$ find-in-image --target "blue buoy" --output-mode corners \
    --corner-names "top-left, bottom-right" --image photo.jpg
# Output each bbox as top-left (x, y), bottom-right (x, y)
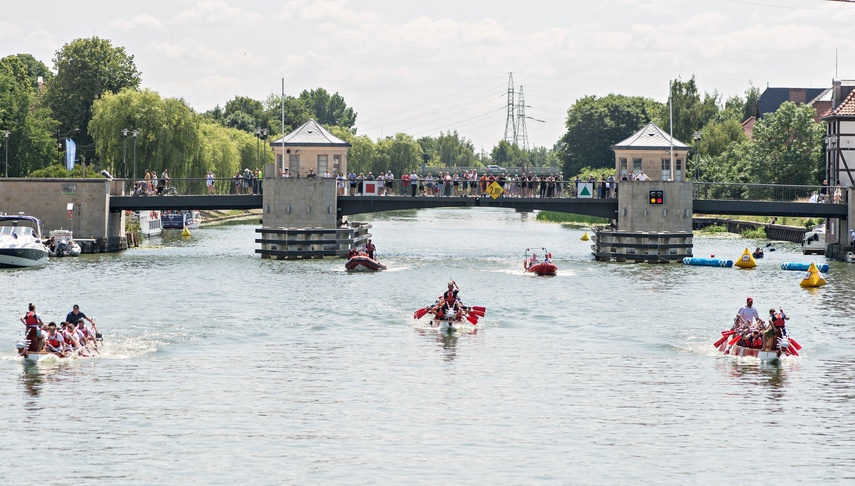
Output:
top-left (781, 262), bottom-right (829, 272)
top-left (683, 257), bottom-right (734, 267)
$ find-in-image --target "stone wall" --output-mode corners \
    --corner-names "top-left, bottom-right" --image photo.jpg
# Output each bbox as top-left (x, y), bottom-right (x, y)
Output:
top-left (0, 179), bottom-right (125, 243)
top-left (262, 176), bottom-right (337, 229)
top-left (617, 181), bottom-right (693, 233)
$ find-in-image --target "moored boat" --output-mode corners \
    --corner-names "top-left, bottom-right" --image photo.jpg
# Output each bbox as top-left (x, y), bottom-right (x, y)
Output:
top-left (0, 214), bottom-right (50, 268)
top-left (161, 210), bottom-right (202, 230)
top-left (524, 247), bottom-right (557, 276)
top-left (137, 210), bottom-right (163, 237)
top-left (48, 229), bottom-right (82, 257)
top-left (345, 249), bottom-right (386, 272)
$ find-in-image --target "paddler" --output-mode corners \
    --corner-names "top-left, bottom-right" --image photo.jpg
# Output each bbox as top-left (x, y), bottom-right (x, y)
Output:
top-left (734, 297), bottom-right (761, 328)
top-left (44, 323), bottom-right (66, 358)
top-left (20, 303), bottom-right (45, 352)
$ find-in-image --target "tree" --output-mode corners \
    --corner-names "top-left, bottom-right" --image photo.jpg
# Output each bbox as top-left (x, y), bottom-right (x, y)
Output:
top-left (491, 140), bottom-right (525, 168)
top-left (0, 54), bottom-right (52, 91)
top-left (749, 101), bottom-right (824, 185)
top-left (262, 93), bottom-right (312, 136)
top-left (328, 126), bottom-right (375, 175)
top-left (44, 37), bottom-right (142, 165)
top-left (89, 89), bottom-right (199, 179)
top-left (558, 94), bottom-right (661, 177)
top-left (0, 71), bottom-right (58, 176)
top-left (299, 88), bottom-right (357, 129)
top-left (655, 76), bottom-right (719, 146)
top-left (376, 133), bottom-right (422, 176)
top-left (436, 131), bottom-right (477, 168)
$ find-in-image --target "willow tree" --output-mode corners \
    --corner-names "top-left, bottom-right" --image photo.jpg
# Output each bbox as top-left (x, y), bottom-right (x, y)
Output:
top-left (90, 89), bottom-right (199, 179)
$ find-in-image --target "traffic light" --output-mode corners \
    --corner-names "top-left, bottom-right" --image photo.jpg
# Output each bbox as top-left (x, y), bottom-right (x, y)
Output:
top-left (649, 190), bottom-right (664, 205)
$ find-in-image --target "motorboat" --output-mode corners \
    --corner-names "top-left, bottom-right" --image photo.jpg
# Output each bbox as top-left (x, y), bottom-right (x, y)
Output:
top-left (136, 210), bottom-right (163, 237)
top-left (48, 229), bottom-right (82, 257)
top-left (161, 210), bottom-right (202, 230)
top-left (802, 226), bottom-right (825, 255)
top-left (0, 214), bottom-right (50, 268)
top-left (524, 247), bottom-right (557, 276)
top-left (345, 249), bottom-right (386, 272)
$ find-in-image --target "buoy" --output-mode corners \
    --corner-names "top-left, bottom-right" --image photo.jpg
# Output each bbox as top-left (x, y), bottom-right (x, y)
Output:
top-left (580, 232), bottom-right (589, 241)
top-left (734, 248), bottom-right (757, 268)
top-left (781, 262), bottom-right (829, 272)
top-left (182, 227), bottom-right (191, 237)
top-left (800, 262), bottom-right (827, 288)
top-left (683, 257), bottom-right (733, 267)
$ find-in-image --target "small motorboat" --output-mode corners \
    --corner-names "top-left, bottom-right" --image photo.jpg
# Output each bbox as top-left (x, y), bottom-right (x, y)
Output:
top-left (524, 247), bottom-right (557, 276)
top-left (161, 210), bottom-right (202, 230)
top-left (49, 229), bottom-right (82, 257)
top-left (0, 214), bottom-right (50, 268)
top-left (136, 210), bottom-right (163, 237)
top-left (345, 249), bottom-right (386, 272)
top-left (752, 248), bottom-right (764, 259)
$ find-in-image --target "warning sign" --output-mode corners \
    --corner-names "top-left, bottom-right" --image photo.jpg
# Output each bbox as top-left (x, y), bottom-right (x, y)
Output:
top-left (577, 183), bottom-right (593, 198)
top-left (487, 181), bottom-right (504, 199)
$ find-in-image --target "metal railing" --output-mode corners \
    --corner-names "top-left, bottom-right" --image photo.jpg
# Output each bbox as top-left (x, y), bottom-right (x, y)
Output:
top-left (692, 182), bottom-right (848, 204)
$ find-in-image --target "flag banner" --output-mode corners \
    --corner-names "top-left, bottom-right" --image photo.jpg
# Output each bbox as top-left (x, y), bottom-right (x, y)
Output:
top-left (66, 138), bottom-right (76, 171)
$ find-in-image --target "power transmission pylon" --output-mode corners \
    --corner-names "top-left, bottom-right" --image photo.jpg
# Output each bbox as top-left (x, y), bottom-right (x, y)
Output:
top-left (504, 73), bottom-right (516, 145)
top-left (516, 85), bottom-right (529, 151)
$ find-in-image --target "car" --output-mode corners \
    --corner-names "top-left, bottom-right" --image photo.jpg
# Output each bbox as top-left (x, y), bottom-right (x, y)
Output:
top-left (485, 165), bottom-right (506, 173)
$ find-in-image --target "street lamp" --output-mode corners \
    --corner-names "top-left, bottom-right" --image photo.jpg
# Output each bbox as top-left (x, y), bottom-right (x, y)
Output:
top-left (255, 127), bottom-right (268, 166)
top-left (692, 131), bottom-right (702, 181)
top-left (3, 130), bottom-right (9, 178)
top-left (122, 128), bottom-right (129, 180)
top-left (132, 129), bottom-right (139, 183)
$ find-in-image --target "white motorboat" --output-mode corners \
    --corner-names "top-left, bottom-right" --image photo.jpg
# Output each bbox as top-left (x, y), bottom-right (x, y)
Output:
top-left (0, 214), bottom-right (50, 268)
top-left (137, 210), bottom-right (163, 237)
top-left (802, 226), bottom-right (825, 255)
top-left (48, 229), bottom-right (82, 257)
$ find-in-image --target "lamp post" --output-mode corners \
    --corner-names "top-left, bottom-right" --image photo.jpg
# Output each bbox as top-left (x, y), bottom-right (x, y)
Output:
top-left (132, 129), bottom-right (138, 183)
top-left (692, 131), bottom-right (702, 181)
top-left (122, 128), bottom-right (129, 181)
top-left (3, 130), bottom-right (9, 178)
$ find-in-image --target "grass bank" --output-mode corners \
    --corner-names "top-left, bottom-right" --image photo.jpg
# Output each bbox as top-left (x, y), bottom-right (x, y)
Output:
top-left (536, 211), bottom-right (609, 225)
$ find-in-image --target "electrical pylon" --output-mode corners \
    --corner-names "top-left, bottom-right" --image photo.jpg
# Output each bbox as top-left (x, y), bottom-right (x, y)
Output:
top-left (503, 73), bottom-right (516, 145)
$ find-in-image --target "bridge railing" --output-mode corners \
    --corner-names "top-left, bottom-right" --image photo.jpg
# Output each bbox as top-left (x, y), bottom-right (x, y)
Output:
top-left (692, 182), bottom-right (847, 204)
top-left (126, 177), bottom-right (262, 196)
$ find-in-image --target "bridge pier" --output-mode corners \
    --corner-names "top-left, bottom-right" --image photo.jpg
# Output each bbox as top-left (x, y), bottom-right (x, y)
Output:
top-left (592, 181), bottom-right (694, 263)
top-left (825, 187), bottom-right (855, 261)
top-left (256, 173), bottom-right (370, 259)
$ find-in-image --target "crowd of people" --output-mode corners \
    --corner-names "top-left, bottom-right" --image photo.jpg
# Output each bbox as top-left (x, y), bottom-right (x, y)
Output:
top-left (730, 297), bottom-right (790, 354)
top-left (18, 303), bottom-right (101, 359)
top-left (334, 170), bottom-right (570, 198)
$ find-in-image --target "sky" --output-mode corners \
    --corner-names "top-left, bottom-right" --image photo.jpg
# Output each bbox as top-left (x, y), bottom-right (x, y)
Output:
top-left (2, 0), bottom-right (854, 151)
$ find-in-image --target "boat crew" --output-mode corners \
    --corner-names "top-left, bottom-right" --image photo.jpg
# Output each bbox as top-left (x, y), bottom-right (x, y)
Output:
top-left (768, 308), bottom-right (789, 336)
top-left (734, 297), bottom-right (761, 328)
top-left (365, 240), bottom-right (376, 260)
top-left (66, 304), bottom-right (95, 328)
top-left (44, 323), bottom-right (66, 358)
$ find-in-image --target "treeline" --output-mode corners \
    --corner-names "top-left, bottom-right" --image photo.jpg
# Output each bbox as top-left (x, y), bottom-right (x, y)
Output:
top-left (0, 37), bottom-right (826, 185)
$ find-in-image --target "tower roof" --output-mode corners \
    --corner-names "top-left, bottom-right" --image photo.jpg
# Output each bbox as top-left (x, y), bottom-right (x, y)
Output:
top-left (270, 119), bottom-right (351, 147)
top-left (611, 122), bottom-right (688, 151)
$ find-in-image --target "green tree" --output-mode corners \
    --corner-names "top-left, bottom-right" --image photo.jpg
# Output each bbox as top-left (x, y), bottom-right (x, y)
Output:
top-left (528, 146), bottom-right (560, 169)
top-left (44, 37), bottom-right (142, 165)
top-left (0, 54), bottom-right (52, 91)
top-left (299, 88), bottom-right (357, 129)
top-left (655, 76), bottom-right (719, 146)
top-left (89, 89), bottom-right (199, 179)
top-left (750, 101), bottom-right (824, 185)
top-left (262, 93), bottom-right (312, 136)
top-left (491, 140), bottom-right (525, 169)
top-left (376, 133), bottom-right (422, 176)
top-left (436, 131), bottom-right (477, 168)
top-left (329, 126), bottom-right (375, 175)
top-left (558, 94), bottom-right (661, 177)
top-left (0, 72), bottom-right (58, 176)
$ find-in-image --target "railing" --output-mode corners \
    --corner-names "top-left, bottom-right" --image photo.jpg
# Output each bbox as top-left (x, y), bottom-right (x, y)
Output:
top-left (125, 177), bottom-right (262, 196)
top-left (692, 182), bottom-right (848, 204)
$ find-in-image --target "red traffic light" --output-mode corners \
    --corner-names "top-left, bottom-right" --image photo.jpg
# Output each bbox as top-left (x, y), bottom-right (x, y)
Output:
top-left (649, 190), bottom-right (664, 204)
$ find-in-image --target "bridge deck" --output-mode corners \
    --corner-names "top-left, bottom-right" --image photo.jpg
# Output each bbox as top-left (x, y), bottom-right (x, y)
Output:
top-left (107, 194), bottom-right (847, 220)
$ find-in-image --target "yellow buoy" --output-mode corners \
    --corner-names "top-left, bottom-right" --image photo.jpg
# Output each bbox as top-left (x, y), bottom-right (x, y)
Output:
top-left (734, 248), bottom-right (757, 268)
top-left (580, 232), bottom-right (590, 241)
top-left (800, 262), bottom-right (828, 288)
top-left (182, 227), bottom-right (191, 237)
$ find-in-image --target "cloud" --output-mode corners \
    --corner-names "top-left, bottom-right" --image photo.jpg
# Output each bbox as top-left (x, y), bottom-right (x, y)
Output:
top-left (0, 21), bottom-right (22, 41)
top-left (146, 40), bottom-right (266, 69)
top-left (171, 0), bottom-right (265, 25)
top-left (111, 14), bottom-right (166, 31)
top-left (277, 0), bottom-right (380, 23)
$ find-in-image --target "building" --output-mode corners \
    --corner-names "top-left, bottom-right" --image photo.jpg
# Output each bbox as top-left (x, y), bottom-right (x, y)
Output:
top-left (611, 122), bottom-right (689, 181)
top-left (269, 119), bottom-right (351, 177)
top-left (821, 80), bottom-right (855, 188)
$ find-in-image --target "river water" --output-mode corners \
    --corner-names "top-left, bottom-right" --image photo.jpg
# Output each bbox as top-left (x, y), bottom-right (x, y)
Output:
top-left (2, 208), bottom-right (854, 485)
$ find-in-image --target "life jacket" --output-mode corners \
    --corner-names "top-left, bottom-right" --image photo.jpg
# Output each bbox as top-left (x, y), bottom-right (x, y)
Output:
top-left (772, 313), bottom-right (786, 328)
top-left (752, 336), bottom-right (763, 348)
top-left (47, 334), bottom-right (61, 349)
top-left (443, 290), bottom-right (456, 303)
top-left (24, 311), bottom-right (39, 326)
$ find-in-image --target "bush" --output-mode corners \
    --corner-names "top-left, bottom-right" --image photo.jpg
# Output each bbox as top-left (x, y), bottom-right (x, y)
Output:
top-left (698, 224), bottom-right (727, 234)
top-left (740, 227), bottom-right (766, 239)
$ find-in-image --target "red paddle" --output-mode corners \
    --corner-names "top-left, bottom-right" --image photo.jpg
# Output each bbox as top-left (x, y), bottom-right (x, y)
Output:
top-left (469, 309), bottom-right (485, 317)
top-left (414, 308), bottom-right (429, 319)
top-left (788, 337), bottom-right (802, 350)
top-left (465, 313), bottom-right (478, 325)
top-left (713, 332), bottom-right (734, 348)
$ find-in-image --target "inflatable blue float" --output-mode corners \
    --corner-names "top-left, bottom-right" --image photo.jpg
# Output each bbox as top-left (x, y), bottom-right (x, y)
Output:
top-left (781, 262), bottom-right (829, 273)
top-left (683, 257), bottom-right (734, 267)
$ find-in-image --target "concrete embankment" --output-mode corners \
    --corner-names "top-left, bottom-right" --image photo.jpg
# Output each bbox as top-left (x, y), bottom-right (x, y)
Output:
top-left (693, 217), bottom-right (806, 243)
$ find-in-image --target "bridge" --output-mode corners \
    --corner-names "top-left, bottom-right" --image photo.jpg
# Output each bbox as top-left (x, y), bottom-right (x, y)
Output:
top-left (107, 181), bottom-right (849, 221)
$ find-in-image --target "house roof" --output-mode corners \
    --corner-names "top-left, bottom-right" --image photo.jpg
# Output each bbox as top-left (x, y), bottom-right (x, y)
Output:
top-left (611, 122), bottom-right (689, 151)
top-left (758, 87), bottom-right (827, 118)
top-left (269, 119), bottom-right (351, 147)
top-left (821, 89), bottom-right (855, 118)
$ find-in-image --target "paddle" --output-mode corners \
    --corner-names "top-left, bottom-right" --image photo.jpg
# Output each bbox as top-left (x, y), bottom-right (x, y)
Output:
top-left (713, 331), bottom-right (735, 348)
top-left (469, 308), bottom-right (485, 317)
top-left (414, 308), bottom-right (429, 319)
top-left (789, 337), bottom-right (802, 350)
top-left (471, 306), bottom-right (486, 314)
top-left (465, 313), bottom-right (478, 325)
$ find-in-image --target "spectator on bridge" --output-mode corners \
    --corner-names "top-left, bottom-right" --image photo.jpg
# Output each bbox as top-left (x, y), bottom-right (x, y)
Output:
top-left (820, 179), bottom-right (830, 203)
top-left (850, 228), bottom-right (855, 245)
top-left (348, 170), bottom-right (356, 195)
top-left (401, 171), bottom-right (410, 195)
top-left (323, 169), bottom-right (331, 178)
top-left (232, 172), bottom-right (242, 194)
top-left (637, 171), bottom-right (650, 181)
top-left (255, 168), bottom-right (263, 194)
top-left (207, 171), bottom-right (215, 195)
top-left (336, 172), bottom-right (345, 196)
top-left (833, 184), bottom-right (842, 204)
top-left (385, 171), bottom-right (394, 195)
top-left (413, 171), bottom-right (422, 197)
top-left (307, 168), bottom-right (317, 178)
top-left (607, 174), bottom-right (615, 198)
top-left (160, 168), bottom-right (170, 191)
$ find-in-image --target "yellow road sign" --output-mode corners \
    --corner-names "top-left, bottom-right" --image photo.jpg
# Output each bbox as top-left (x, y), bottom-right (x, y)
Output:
top-left (487, 181), bottom-right (504, 199)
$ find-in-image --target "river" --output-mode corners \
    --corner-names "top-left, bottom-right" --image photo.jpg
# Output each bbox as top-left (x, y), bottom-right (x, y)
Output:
top-left (1, 208), bottom-right (854, 485)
